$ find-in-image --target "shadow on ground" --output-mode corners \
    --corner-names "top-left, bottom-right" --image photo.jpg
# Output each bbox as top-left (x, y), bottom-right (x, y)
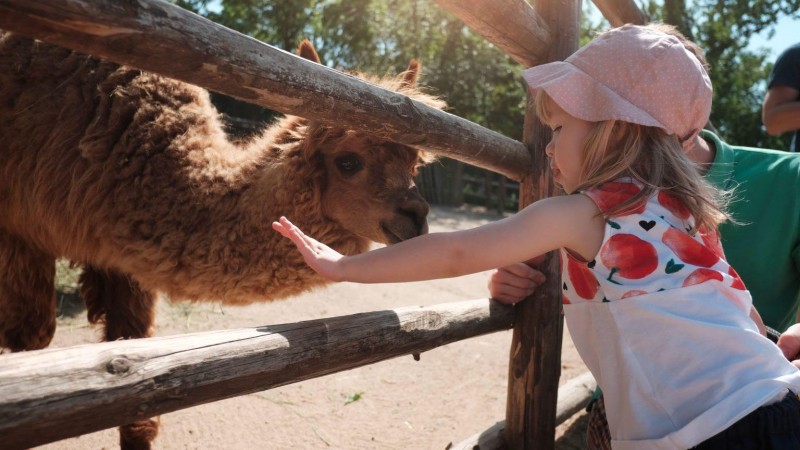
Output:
top-left (57, 290), bottom-right (85, 318)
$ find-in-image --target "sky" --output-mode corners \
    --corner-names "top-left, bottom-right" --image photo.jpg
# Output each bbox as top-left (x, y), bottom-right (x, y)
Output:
top-left (749, 14), bottom-right (799, 60)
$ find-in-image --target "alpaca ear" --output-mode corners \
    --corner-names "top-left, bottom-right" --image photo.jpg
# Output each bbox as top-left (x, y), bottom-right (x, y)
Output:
top-left (399, 59), bottom-right (420, 89)
top-left (297, 39), bottom-right (321, 64)
top-left (302, 124), bottom-right (346, 160)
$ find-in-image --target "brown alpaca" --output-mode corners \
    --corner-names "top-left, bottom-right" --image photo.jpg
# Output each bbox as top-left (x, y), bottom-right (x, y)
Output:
top-left (0, 32), bottom-right (444, 449)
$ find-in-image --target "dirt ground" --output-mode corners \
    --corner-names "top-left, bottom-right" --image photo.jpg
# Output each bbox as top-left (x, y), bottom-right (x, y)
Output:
top-left (33, 205), bottom-right (590, 450)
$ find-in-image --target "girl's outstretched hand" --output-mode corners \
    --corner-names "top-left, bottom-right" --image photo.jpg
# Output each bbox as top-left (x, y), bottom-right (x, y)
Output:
top-left (272, 216), bottom-right (345, 281)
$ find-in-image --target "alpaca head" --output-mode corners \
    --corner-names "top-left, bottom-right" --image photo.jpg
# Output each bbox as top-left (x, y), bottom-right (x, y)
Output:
top-left (277, 40), bottom-right (445, 245)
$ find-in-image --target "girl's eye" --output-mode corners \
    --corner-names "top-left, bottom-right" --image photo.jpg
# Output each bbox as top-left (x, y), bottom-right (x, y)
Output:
top-left (552, 126), bottom-right (562, 133)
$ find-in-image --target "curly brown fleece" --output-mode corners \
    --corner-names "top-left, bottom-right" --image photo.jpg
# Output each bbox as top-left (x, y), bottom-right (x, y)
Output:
top-left (0, 31), bottom-right (444, 449)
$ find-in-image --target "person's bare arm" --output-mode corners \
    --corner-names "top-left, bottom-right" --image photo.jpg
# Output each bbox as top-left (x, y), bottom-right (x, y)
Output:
top-left (274, 195), bottom-right (603, 285)
top-left (762, 85), bottom-right (800, 135)
top-left (777, 323), bottom-right (800, 369)
top-left (748, 306), bottom-right (767, 336)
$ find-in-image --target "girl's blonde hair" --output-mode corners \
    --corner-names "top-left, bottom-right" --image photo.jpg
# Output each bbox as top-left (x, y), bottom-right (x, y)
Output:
top-left (535, 90), bottom-right (729, 233)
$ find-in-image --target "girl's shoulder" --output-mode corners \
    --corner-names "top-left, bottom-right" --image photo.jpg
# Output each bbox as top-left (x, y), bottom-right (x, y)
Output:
top-left (582, 179), bottom-right (693, 224)
top-left (581, 178), bottom-right (648, 216)
top-left (524, 194), bottom-right (605, 263)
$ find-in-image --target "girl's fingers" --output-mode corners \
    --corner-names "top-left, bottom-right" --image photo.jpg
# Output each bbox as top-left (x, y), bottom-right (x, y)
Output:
top-left (273, 218), bottom-right (303, 245)
top-left (271, 221), bottom-right (291, 238)
top-left (489, 279), bottom-right (534, 301)
top-left (274, 217), bottom-right (325, 255)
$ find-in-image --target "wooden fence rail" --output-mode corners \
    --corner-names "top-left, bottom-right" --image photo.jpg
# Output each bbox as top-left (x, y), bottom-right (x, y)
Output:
top-left (0, 299), bottom-right (512, 449)
top-left (432, 0), bottom-right (551, 68)
top-left (451, 371), bottom-right (598, 450)
top-left (0, 0), bottom-right (531, 181)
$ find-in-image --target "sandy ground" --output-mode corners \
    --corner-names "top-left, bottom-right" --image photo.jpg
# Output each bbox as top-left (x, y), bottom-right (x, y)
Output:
top-left (31, 205), bottom-right (589, 450)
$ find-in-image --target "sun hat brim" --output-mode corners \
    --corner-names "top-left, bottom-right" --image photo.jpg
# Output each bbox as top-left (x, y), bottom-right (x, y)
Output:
top-left (522, 61), bottom-right (668, 131)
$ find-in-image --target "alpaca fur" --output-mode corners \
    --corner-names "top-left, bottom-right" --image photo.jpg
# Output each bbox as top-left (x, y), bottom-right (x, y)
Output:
top-left (0, 31), bottom-right (444, 449)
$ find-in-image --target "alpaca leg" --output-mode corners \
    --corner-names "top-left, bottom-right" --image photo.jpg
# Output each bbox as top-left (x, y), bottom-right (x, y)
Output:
top-left (80, 266), bottom-right (159, 450)
top-left (0, 232), bottom-right (57, 352)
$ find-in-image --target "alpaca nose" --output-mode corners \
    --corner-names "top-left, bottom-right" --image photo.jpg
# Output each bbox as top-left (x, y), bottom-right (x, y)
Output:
top-left (399, 186), bottom-right (430, 235)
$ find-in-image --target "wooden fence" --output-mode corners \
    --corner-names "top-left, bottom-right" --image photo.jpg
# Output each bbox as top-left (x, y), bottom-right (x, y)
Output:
top-left (0, 0), bottom-right (646, 448)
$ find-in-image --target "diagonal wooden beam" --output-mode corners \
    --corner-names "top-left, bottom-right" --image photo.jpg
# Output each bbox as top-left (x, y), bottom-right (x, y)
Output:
top-left (0, 0), bottom-right (533, 181)
top-left (432, 0), bottom-right (552, 67)
top-left (591, 0), bottom-right (647, 27)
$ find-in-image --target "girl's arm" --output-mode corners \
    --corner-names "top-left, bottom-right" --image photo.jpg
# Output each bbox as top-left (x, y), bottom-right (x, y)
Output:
top-left (273, 194), bottom-right (604, 284)
top-left (748, 306), bottom-right (767, 336)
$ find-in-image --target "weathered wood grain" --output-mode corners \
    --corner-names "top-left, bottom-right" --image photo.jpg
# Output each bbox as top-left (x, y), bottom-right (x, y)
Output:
top-left (0, 299), bottom-right (513, 449)
top-left (451, 371), bottom-right (598, 450)
top-left (504, 0), bottom-right (581, 448)
top-left (0, 0), bottom-right (532, 180)
top-left (432, 0), bottom-right (551, 67)
top-left (591, 0), bottom-right (647, 27)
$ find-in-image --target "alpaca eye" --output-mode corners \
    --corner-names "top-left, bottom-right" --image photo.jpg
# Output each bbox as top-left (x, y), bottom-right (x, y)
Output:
top-left (335, 154), bottom-right (364, 176)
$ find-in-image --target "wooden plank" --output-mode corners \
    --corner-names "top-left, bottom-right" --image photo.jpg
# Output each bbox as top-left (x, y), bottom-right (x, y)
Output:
top-left (450, 420), bottom-right (506, 450)
top-left (0, 299), bottom-right (513, 449)
top-left (432, 0), bottom-right (551, 67)
top-left (504, 0), bottom-right (581, 448)
top-left (451, 371), bottom-right (598, 450)
top-left (554, 371), bottom-right (597, 424)
top-left (591, 0), bottom-right (647, 27)
top-left (0, 0), bottom-right (532, 181)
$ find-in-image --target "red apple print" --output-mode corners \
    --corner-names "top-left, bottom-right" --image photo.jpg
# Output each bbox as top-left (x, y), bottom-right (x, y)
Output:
top-left (589, 182), bottom-right (646, 214)
top-left (699, 226), bottom-right (725, 259)
top-left (622, 290), bottom-right (648, 299)
top-left (728, 266), bottom-right (746, 290)
top-left (662, 228), bottom-right (719, 268)
top-left (683, 268), bottom-right (724, 287)
top-left (567, 257), bottom-right (598, 299)
top-left (563, 294), bottom-right (571, 305)
top-left (600, 234), bottom-right (658, 282)
top-left (657, 191), bottom-right (691, 219)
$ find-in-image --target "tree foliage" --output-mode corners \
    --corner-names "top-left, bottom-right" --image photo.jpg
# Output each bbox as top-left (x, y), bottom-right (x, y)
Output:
top-left (638, 0), bottom-right (800, 148)
top-left (171, 0), bottom-right (799, 202)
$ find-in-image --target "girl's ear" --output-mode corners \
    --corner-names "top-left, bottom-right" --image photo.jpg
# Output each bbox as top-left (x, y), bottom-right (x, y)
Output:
top-left (399, 60), bottom-right (420, 89)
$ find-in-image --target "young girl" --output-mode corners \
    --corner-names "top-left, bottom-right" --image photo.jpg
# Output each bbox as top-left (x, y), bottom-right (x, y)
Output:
top-left (274, 25), bottom-right (800, 449)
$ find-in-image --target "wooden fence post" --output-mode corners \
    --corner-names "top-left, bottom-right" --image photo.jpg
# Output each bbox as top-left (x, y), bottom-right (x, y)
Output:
top-left (504, 0), bottom-right (580, 448)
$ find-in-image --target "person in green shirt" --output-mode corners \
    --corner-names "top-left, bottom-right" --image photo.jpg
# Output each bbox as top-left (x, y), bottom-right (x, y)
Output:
top-left (704, 131), bottom-right (800, 333)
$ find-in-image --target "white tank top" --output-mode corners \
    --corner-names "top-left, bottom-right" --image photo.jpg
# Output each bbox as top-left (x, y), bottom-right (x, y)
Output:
top-left (562, 179), bottom-right (800, 449)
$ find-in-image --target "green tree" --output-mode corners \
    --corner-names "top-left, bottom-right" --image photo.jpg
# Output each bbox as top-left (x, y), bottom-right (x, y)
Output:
top-left (171, 0), bottom-right (800, 206)
top-left (636, 0), bottom-right (800, 148)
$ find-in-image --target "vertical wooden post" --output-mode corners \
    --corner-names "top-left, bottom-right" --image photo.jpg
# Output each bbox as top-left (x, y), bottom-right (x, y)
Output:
top-left (504, 1), bottom-right (580, 448)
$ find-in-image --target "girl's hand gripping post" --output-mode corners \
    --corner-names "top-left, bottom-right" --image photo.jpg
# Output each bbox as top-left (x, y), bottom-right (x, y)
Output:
top-left (272, 216), bottom-right (345, 281)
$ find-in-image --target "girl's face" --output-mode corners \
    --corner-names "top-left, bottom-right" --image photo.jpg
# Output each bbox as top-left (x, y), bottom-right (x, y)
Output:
top-left (543, 98), bottom-right (595, 193)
